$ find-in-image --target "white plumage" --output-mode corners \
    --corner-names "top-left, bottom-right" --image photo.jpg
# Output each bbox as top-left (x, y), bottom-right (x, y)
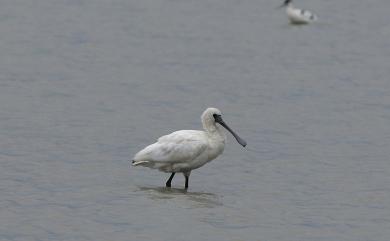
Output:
top-left (132, 108), bottom-right (246, 189)
top-left (281, 0), bottom-right (317, 24)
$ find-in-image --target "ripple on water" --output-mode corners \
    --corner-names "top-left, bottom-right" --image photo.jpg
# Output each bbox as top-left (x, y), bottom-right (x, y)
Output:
top-left (136, 186), bottom-right (223, 208)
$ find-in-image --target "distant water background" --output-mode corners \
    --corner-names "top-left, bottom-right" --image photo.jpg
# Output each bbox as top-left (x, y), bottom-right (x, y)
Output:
top-left (1, 0), bottom-right (390, 240)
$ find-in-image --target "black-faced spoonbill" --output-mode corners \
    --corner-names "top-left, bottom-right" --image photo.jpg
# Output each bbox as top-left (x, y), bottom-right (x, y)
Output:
top-left (132, 108), bottom-right (247, 189)
top-left (280, 0), bottom-right (317, 24)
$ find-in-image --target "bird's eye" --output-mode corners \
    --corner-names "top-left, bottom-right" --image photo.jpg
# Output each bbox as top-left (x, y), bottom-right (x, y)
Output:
top-left (213, 114), bottom-right (222, 121)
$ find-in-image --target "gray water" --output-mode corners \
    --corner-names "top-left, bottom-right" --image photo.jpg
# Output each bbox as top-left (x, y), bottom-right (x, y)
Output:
top-left (1, 0), bottom-right (390, 240)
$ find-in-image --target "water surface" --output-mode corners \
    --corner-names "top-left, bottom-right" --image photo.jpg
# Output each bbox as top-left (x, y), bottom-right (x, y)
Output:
top-left (1, 0), bottom-right (390, 240)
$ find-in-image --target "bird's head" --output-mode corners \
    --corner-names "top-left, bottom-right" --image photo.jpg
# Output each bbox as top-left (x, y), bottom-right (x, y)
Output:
top-left (201, 108), bottom-right (247, 147)
top-left (279, 0), bottom-right (292, 8)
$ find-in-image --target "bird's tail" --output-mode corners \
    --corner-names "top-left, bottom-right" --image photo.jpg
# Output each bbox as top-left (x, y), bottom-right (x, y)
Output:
top-left (131, 159), bottom-right (173, 172)
top-left (131, 160), bottom-right (150, 166)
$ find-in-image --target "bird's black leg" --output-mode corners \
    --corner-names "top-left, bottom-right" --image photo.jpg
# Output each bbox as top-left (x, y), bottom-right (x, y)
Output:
top-left (185, 175), bottom-right (189, 189)
top-left (183, 172), bottom-right (190, 189)
top-left (166, 172), bottom-right (175, 187)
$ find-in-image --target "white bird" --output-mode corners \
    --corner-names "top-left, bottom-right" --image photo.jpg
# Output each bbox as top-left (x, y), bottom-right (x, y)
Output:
top-left (280, 0), bottom-right (318, 25)
top-left (132, 108), bottom-right (247, 189)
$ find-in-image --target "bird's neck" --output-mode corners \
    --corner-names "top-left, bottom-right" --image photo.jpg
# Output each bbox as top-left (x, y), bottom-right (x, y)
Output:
top-left (207, 125), bottom-right (226, 143)
top-left (286, 4), bottom-right (296, 13)
top-left (206, 126), bottom-right (226, 159)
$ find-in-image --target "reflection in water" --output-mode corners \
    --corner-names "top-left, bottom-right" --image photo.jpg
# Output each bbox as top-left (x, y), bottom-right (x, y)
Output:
top-left (136, 186), bottom-right (222, 208)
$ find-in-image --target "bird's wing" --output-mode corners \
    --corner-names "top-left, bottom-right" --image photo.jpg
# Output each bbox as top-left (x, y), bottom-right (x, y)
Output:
top-left (134, 130), bottom-right (208, 164)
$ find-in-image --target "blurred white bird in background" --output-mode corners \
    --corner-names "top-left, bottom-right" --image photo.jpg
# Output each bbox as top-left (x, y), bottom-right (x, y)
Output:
top-left (280, 0), bottom-right (318, 24)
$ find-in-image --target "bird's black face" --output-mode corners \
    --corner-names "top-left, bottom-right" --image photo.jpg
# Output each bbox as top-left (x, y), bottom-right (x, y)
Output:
top-left (213, 114), bottom-right (247, 147)
top-left (213, 113), bottom-right (223, 123)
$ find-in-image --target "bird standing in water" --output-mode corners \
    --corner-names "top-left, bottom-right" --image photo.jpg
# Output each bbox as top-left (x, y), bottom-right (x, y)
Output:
top-left (132, 108), bottom-right (247, 189)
